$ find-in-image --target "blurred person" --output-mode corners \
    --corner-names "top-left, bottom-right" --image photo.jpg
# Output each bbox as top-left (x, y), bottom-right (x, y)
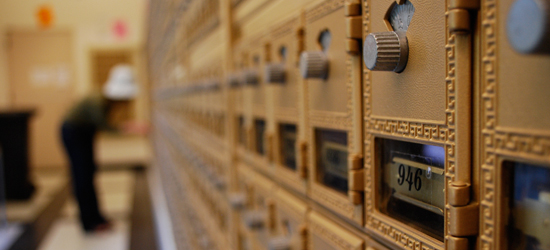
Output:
top-left (60, 64), bottom-right (147, 232)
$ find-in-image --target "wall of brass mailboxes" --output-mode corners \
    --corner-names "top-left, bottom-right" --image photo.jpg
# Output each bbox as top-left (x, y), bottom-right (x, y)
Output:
top-left (149, 0), bottom-right (550, 249)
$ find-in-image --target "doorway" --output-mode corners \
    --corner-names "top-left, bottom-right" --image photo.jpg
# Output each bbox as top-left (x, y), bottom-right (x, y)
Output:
top-left (7, 29), bottom-right (74, 168)
top-left (90, 49), bottom-right (135, 127)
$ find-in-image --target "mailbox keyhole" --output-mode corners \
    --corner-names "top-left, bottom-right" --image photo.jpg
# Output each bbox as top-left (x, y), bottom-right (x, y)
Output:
top-left (318, 29), bottom-right (331, 52)
top-left (279, 46), bottom-right (287, 62)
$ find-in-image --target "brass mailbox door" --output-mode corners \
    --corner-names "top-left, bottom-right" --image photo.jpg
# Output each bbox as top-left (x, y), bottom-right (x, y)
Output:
top-left (239, 223), bottom-right (254, 250)
top-left (232, 50), bottom-right (253, 163)
top-left (237, 164), bottom-right (277, 250)
top-left (308, 211), bottom-right (364, 250)
top-left (201, 71), bottom-right (226, 142)
top-left (363, 0), bottom-right (479, 249)
top-left (303, 0), bottom-right (364, 225)
top-left (273, 188), bottom-right (308, 250)
top-left (267, 16), bottom-right (309, 195)
top-left (240, 41), bottom-right (271, 174)
top-left (479, 0), bottom-right (550, 249)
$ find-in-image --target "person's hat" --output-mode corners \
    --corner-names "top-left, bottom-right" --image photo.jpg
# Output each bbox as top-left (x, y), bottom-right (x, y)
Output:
top-left (102, 64), bottom-right (138, 100)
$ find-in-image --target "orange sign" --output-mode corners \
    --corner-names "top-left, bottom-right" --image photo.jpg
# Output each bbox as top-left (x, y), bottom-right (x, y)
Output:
top-left (36, 5), bottom-right (54, 28)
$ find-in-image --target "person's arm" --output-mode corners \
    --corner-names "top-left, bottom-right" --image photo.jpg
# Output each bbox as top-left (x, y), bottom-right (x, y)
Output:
top-left (88, 98), bottom-right (117, 132)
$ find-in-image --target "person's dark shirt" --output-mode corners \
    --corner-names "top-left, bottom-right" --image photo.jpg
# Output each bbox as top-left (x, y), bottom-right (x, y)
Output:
top-left (63, 93), bottom-right (114, 131)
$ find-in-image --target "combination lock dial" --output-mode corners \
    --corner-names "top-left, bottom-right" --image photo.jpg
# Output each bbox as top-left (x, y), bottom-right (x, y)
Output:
top-left (299, 51), bottom-right (329, 79)
top-left (265, 63), bottom-right (286, 83)
top-left (242, 69), bottom-right (260, 85)
top-left (268, 236), bottom-right (291, 250)
top-left (507, 0), bottom-right (550, 54)
top-left (363, 0), bottom-right (414, 73)
top-left (364, 31), bottom-right (409, 72)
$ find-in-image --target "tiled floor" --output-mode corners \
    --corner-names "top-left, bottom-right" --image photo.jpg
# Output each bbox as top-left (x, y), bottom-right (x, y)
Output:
top-left (38, 170), bottom-right (136, 250)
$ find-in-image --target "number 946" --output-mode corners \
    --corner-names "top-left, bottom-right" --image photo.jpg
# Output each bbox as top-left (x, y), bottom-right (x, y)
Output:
top-left (397, 164), bottom-right (422, 191)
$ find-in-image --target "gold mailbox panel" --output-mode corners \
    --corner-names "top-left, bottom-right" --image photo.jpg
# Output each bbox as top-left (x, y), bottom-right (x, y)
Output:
top-left (369, 1), bottom-right (446, 122)
top-left (268, 16), bottom-right (309, 195)
top-left (479, 0), bottom-right (550, 249)
top-left (237, 164), bottom-right (277, 250)
top-left (273, 188), bottom-right (308, 250)
top-left (247, 45), bottom-right (267, 117)
top-left (238, 42), bottom-right (271, 174)
top-left (148, 0), bottom-right (550, 249)
top-left (232, 51), bottom-right (250, 157)
top-left (304, 0), bottom-right (364, 225)
top-left (364, 0), bottom-right (477, 248)
top-left (308, 211), bottom-right (364, 250)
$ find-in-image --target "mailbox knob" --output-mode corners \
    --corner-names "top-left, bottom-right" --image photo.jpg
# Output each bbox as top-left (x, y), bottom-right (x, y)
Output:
top-left (242, 69), bottom-right (260, 86)
top-left (363, 31), bottom-right (408, 73)
top-left (227, 73), bottom-right (241, 88)
top-left (228, 193), bottom-right (246, 210)
top-left (299, 51), bottom-right (328, 79)
top-left (265, 63), bottom-right (286, 83)
top-left (243, 211), bottom-right (266, 229)
top-left (268, 236), bottom-right (291, 250)
top-left (507, 0), bottom-right (550, 54)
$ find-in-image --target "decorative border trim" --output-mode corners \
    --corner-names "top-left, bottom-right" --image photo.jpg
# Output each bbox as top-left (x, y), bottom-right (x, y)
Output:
top-left (367, 119), bottom-right (449, 143)
top-left (276, 189), bottom-right (308, 221)
top-left (270, 17), bottom-right (300, 41)
top-left (252, 104), bottom-right (267, 118)
top-left (493, 131), bottom-right (550, 161)
top-left (478, 0), bottom-right (498, 248)
top-left (275, 107), bottom-right (299, 123)
top-left (308, 214), bottom-right (361, 250)
top-left (306, 0), bottom-right (345, 23)
top-left (274, 164), bottom-right (307, 194)
top-left (311, 184), bottom-right (356, 217)
top-left (309, 110), bottom-right (352, 130)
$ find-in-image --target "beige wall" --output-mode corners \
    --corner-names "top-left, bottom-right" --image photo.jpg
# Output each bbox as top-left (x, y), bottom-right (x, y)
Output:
top-left (0, 0), bottom-right (149, 120)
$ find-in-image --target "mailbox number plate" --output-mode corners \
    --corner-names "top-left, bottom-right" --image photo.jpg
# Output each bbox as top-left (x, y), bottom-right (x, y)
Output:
top-left (377, 138), bottom-right (445, 240)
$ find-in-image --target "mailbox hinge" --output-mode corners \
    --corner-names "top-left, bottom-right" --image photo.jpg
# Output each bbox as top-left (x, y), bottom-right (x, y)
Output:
top-left (348, 154), bottom-right (364, 205)
top-left (296, 27), bottom-right (305, 63)
top-left (448, 0), bottom-right (480, 33)
top-left (446, 202), bottom-right (479, 250)
top-left (246, 126), bottom-right (254, 151)
top-left (345, 1), bottom-right (362, 54)
top-left (297, 140), bottom-right (308, 179)
top-left (446, 1), bottom-right (479, 248)
top-left (299, 224), bottom-right (308, 250)
top-left (266, 132), bottom-right (275, 162)
top-left (267, 199), bottom-right (276, 231)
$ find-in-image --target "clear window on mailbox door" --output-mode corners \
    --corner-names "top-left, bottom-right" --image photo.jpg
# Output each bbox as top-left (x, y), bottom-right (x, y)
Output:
top-left (376, 138), bottom-right (445, 241)
top-left (503, 161), bottom-right (550, 250)
top-left (254, 119), bottom-right (266, 155)
top-left (279, 123), bottom-right (297, 171)
top-left (316, 129), bottom-right (348, 194)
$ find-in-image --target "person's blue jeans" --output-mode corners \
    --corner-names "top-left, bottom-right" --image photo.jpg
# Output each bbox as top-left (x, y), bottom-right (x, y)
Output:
top-left (61, 122), bottom-right (106, 231)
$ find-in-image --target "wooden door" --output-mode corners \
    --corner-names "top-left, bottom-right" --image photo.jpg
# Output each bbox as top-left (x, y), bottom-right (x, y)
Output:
top-left (8, 30), bottom-right (74, 168)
